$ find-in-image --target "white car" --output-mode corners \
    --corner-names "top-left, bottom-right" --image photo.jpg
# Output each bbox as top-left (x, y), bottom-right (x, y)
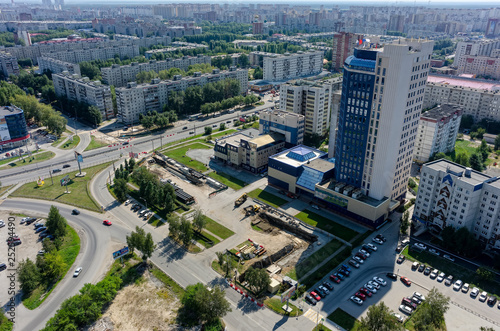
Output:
top-left (430, 269), bottom-right (439, 279)
top-left (428, 248), bottom-right (440, 256)
top-left (453, 280), bottom-right (463, 291)
top-left (414, 243), bottom-right (427, 250)
top-left (470, 287), bottom-right (479, 298)
top-left (318, 285), bottom-right (329, 295)
top-left (462, 283), bottom-right (470, 293)
top-left (373, 277), bottom-right (387, 286)
top-left (479, 291), bottom-right (488, 302)
top-left (372, 237), bottom-right (384, 245)
top-left (351, 296), bottom-right (363, 305)
top-left (124, 199), bottom-right (131, 205)
top-left (364, 284), bottom-right (377, 293)
top-left (311, 205), bottom-right (320, 210)
top-left (368, 280), bottom-right (381, 290)
top-left (73, 267), bottom-right (82, 277)
top-left (437, 272), bottom-right (446, 282)
top-left (366, 243), bottom-right (378, 251)
top-left (359, 249), bottom-right (371, 257)
top-left (0, 220), bottom-right (4, 228)
top-left (392, 313), bottom-right (404, 323)
top-left (399, 305), bottom-right (413, 315)
top-left (353, 256), bottom-right (364, 264)
top-left (443, 254), bottom-right (455, 262)
top-left (413, 292), bottom-right (426, 301)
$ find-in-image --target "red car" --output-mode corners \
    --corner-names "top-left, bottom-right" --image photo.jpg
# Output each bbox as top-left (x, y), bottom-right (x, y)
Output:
top-left (103, 220), bottom-right (112, 226)
top-left (330, 274), bottom-right (341, 283)
top-left (310, 291), bottom-right (321, 301)
top-left (355, 292), bottom-right (367, 301)
top-left (355, 252), bottom-right (367, 260)
top-left (359, 288), bottom-right (372, 297)
top-left (401, 277), bottom-right (412, 286)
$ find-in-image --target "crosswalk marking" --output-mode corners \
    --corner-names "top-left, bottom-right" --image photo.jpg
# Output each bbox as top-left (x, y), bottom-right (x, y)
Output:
top-left (304, 308), bottom-right (324, 322)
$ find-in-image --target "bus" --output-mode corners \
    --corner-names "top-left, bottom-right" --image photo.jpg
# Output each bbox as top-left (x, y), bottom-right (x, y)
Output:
top-left (188, 113), bottom-right (203, 121)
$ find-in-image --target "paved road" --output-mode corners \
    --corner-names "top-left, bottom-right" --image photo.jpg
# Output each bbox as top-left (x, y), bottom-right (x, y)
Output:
top-left (0, 199), bottom-right (132, 331)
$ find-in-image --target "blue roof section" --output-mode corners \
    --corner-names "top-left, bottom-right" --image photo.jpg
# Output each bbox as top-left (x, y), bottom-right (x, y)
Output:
top-left (286, 147), bottom-right (316, 162)
top-left (344, 55), bottom-right (376, 72)
top-left (296, 167), bottom-right (324, 192)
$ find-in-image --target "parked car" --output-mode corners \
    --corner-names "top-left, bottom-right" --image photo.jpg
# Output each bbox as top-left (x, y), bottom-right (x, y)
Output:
top-left (353, 256), bottom-right (364, 264)
top-left (0, 263), bottom-right (6, 271)
top-left (37, 250), bottom-right (45, 256)
top-left (417, 264), bottom-right (425, 272)
top-left (368, 280), bottom-right (381, 290)
top-left (310, 291), bottom-right (321, 301)
top-left (470, 287), bottom-right (480, 298)
top-left (428, 248), bottom-right (440, 256)
top-left (402, 297), bottom-right (417, 310)
top-left (399, 305), bottom-right (413, 315)
top-left (337, 269), bottom-right (349, 277)
top-left (386, 273), bottom-right (398, 280)
top-left (443, 254), bottom-right (455, 262)
top-left (35, 226), bottom-right (46, 233)
top-left (318, 286), bottom-right (329, 296)
top-left (373, 277), bottom-right (387, 286)
top-left (413, 292), bottom-right (426, 301)
top-left (479, 291), bottom-right (488, 302)
top-left (359, 249), bottom-right (371, 257)
top-left (437, 272), bottom-right (446, 282)
top-left (335, 272), bottom-right (345, 280)
top-left (364, 243), bottom-right (378, 252)
top-left (63, 164), bottom-right (70, 168)
top-left (401, 277), bottom-right (412, 286)
top-left (348, 260), bottom-right (360, 268)
top-left (323, 282), bottom-right (334, 291)
top-left (359, 288), bottom-right (372, 297)
top-left (445, 275), bottom-right (454, 286)
top-left (372, 237), bottom-right (384, 245)
top-left (430, 269), bottom-right (439, 279)
top-left (0, 220), bottom-right (4, 228)
top-left (72, 209), bottom-right (80, 215)
top-left (397, 255), bottom-right (405, 264)
top-left (355, 252), bottom-right (367, 260)
top-left (462, 283), bottom-right (470, 293)
top-left (453, 280), bottom-right (463, 291)
top-left (392, 313), bottom-right (404, 323)
top-left (124, 199), bottom-right (131, 205)
top-left (487, 296), bottom-right (498, 306)
top-left (355, 292), bottom-right (367, 301)
top-left (52, 169), bottom-right (61, 173)
top-left (73, 267), bottom-right (82, 277)
top-left (411, 262), bottom-right (419, 270)
top-left (305, 294), bottom-right (317, 305)
top-left (411, 296), bottom-right (422, 305)
top-left (351, 296), bottom-right (363, 305)
top-left (364, 284), bottom-right (377, 294)
top-left (330, 274), bottom-right (341, 283)
top-left (341, 264), bottom-right (352, 272)
top-left (395, 245), bottom-right (404, 253)
top-left (424, 267), bottom-right (432, 276)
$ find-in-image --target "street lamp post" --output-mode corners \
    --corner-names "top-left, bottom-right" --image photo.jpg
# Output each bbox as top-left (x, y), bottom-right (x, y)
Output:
top-left (140, 197), bottom-right (147, 209)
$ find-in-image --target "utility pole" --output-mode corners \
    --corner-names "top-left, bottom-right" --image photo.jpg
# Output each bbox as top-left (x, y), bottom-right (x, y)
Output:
top-left (151, 139), bottom-right (154, 151)
top-left (49, 167), bottom-right (53, 185)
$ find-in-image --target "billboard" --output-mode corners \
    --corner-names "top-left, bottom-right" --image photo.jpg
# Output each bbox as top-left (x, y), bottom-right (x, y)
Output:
top-left (60, 175), bottom-right (70, 186)
top-left (0, 117), bottom-right (11, 143)
top-left (280, 285), bottom-right (297, 303)
top-left (112, 246), bottom-right (129, 260)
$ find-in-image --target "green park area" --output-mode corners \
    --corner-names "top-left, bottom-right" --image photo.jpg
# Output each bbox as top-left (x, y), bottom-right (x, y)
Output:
top-left (84, 136), bottom-right (109, 151)
top-left (60, 135), bottom-right (80, 150)
top-left (163, 142), bottom-right (212, 172)
top-left (208, 171), bottom-right (247, 190)
top-left (295, 209), bottom-right (359, 242)
top-left (11, 162), bottom-right (111, 212)
top-left (247, 188), bottom-right (288, 208)
top-left (0, 151), bottom-right (55, 169)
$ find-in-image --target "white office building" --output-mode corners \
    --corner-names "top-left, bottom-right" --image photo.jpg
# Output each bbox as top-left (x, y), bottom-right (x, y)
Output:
top-left (413, 104), bottom-right (463, 163)
top-left (424, 75), bottom-right (500, 122)
top-left (53, 72), bottom-right (114, 120)
top-left (101, 55), bottom-right (211, 87)
top-left (116, 67), bottom-right (248, 124)
top-left (414, 159), bottom-right (500, 249)
top-left (263, 50), bottom-right (323, 81)
top-left (279, 80), bottom-right (334, 136)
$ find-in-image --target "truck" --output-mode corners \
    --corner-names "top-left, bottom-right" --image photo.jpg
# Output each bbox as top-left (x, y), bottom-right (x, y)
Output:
top-left (244, 204), bottom-right (260, 216)
top-left (234, 193), bottom-right (247, 207)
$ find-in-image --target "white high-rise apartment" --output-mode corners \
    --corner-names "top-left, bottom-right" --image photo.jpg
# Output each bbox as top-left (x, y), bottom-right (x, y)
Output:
top-left (413, 104), bottom-right (463, 163)
top-left (38, 57), bottom-right (81, 76)
top-left (333, 40), bottom-right (434, 201)
top-left (279, 80), bottom-right (333, 136)
top-left (263, 50), bottom-right (323, 81)
top-left (53, 72), bottom-right (114, 120)
top-left (414, 159), bottom-right (500, 249)
top-left (454, 39), bottom-right (500, 69)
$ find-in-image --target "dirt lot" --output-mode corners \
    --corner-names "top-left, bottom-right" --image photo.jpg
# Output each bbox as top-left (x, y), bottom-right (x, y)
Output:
top-left (86, 271), bottom-right (182, 331)
top-left (0, 212), bottom-right (44, 306)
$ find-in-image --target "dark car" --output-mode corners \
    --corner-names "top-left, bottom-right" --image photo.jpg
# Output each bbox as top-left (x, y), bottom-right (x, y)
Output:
top-left (330, 274), bottom-right (341, 283)
top-left (334, 272), bottom-right (345, 280)
top-left (397, 255), bottom-right (405, 264)
top-left (316, 288), bottom-right (326, 298)
top-left (487, 296), bottom-right (498, 306)
top-left (72, 209), bottom-right (80, 215)
top-left (341, 264), bottom-right (352, 272)
top-left (8, 240), bottom-right (21, 247)
top-left (356, 252), bottom-right (367, 260)
top-left (338, 269), bottom-right (350, 277)
top-left (424, 267), bottom-right (432, 276)
top-left (323, 282), bottom-right (334, 291)
top-left (182, 126), bottom-right (188, 130)
top-left (35, 226), bottom-right (47, 233)
top-left (402, 297), bottom-right (418, 310)
top-left (305, 294), bottom-right (317, 305)
top-left (52, 169), bottom-right (61, 173)
top-left (63, 164), bottom-right (70, 168)
top-left (376, 234), bottom-right (387, 242)
top-left (387, 273), bottom-right (398, 280)
top-left (34, 223), bottom-right (44, 228)
top-left (418, 264), bottom-right (425, 272)
top-left (0, 263), bottom-right (6, 271)
top-left (25, 217), bottom-right (37, 225)
top-left (39, 232), bottom-right (49, 239)
top-left (355, 292), bottom-right (367, 301)
top-left (359, 288), bottom-right (372, 297)
top-left (395, 245), bottom-right (403, 253)
top-left (123, 141), bottom-right (129, 145)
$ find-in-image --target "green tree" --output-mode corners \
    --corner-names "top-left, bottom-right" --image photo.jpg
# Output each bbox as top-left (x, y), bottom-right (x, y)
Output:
top-left (181, 283), bottom-right (231, 324)
top-left (168, 215), bottom-right (181, 238)
top-left (440, 226), bottom-right (456, 250)
top-left (113, 178), bottom-right (128, 202)
top-left (192, 208), bottom-right (207, 233)
top-left (420, 287), bottom-right (450, 327)
top-left (478, 139), bottom-right (491, 162)
top-left (359, 301), bottom-right (402, 331)
top-left (219, 122), bottom-right (226, 131)
top-left (204, 126), bottom-right (212, 135)
top-left (126, 226), bottom-right (146, 254)
top-left (245, 267), bottom-right (271, 296)
top-left (400, 211), bottom-right (410, 235)
top-left (469, 153), bottom-right (484, 171)
top-left (455, 152), bottom-right (470, 167)
top-left (46, 205), bottom-right (67, 240)
top-left (43, 251), bottom-right (67, 280)
top-left (476, 267), bottom-right (494, 282)
top-left (239, 53), bottom-right (249, 67)
top-left (18, 258), bottom-right (41, 294)
top-left (88, 106), bottom-right (102, 126)
top-left (476, 128), bottom-right (486, 140)
top-left (495, 134), bottom-right (500, 151)
top-left (179, 218), bottom-right (194, 247)
top-left (408, 178), bottom-right (417, 189)
top-left (142, 232), bottom-right (155, 261)
top-left (253, 67), bottom-right (263, 79)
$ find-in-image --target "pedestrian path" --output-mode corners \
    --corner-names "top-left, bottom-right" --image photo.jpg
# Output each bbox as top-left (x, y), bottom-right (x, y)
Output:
top-left (303, 308), bottom-right (325, 323)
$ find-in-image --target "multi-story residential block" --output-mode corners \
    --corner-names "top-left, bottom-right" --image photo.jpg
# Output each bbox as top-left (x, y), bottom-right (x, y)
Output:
top-left (413, 104), bottom-right (463, 163)
top-left (214, 129), bottom-right (285, 173)
top-left (263, 50), bottom-right (323, 81)
top-left (332, 32), bottom-right (363, 71)
top-left (454, 39), bottom-right (500, 70)
top-left (413, 159), bottom-right (500, 249)
top-left (258, 109), bottom-right (305, 145)
top-left (424, 75), bottom-right (500, 122)
top-left (0, 51), bottom-right (19, 77)
top-left (249, 51), bottom-right (276, 67)
top-left (46, 45), bottom-right (140, 65)
top-left (116, 67), bottom-right (248, 124)
top-left (279, 79), bottom-right (334, 136)
top-left (101, 55), bottom-right (211, 87)
top-left (38, 56), bottom-right (81, 75)
top-left (456, 55), bottom-right (500, 80)
top-left (53, 72), bottom-right (114, 120)
top-left (144, 42), bottom-right (208, 59)
top-left (334, 40), bottom-right (434, 202)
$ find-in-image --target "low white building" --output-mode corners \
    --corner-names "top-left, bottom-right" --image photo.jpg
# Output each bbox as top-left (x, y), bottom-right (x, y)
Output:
top-left (414, 159), bottom-right (500, 249)
top-left (413, 104), bottom-right (463, 163)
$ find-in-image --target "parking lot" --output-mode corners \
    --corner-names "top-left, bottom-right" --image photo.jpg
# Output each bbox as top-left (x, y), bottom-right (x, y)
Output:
top-left (0, 213), bottom-right (44, 307)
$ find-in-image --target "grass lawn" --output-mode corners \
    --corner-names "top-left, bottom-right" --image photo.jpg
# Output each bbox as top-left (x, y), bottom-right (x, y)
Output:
top-left (264, 297), bottom-right (303, 317)
top-left (285, 269), bottom-right (297, 281)
top-left (402, 246), bottom-right (500, 298)
top-left (60, 135), bottom-right (80, 150)
top-left (251, 224), bottom-right (263, 232)
top-left (294, 239), bottom-right (343, 280)
top-left (12, 162), bottom-right (111, 212)
top-left (328, 308), bottom-right (361, 331)
top-left (204, 216), bottom-right (234, 240)
top-left (158, 129), bottom-right (237, 151)
top-left (150, 265), bottom-right (185, 298)
top-left (147, 216), bottom-right (165, 227)
top-left (194, 230), bottom-right (221, 248)
top-left (164, 142), bottom-right (212, 172)
top-left (312, 325), bottom-right (333, 331)
top-left (84, 136), bottom-right (109, 151)
top-left (247, 188), bottom-right (288, 208)
top-left (0, 185), bottom-right (12, 196)
top-left (207, 171), bottom-right (247, 190)
top-left (169, 234), bottom-right (202, 253)
top-left (295, 210), bottom-right (359, 242)
top-left (0, 151), bottom-right (55, 169)
top-left (301, 247), bottom-right (351, 288)
top-left (23, 224), bottom-right (81, 309)
top-left (51, 135), bottom-right (66, 147)
top-left (0, 309), bottom-right (13, 330)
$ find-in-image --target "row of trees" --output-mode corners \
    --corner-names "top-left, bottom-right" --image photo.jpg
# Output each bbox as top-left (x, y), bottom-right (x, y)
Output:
top-left (80, 55), bottom-right (149, 80)
top-left (255, 42), bottom-right (307, 54)
top-left (440, 225), bottom-right (480, 258)
top-left (200, 94), bottom-right (259, 115)
top-left (359, 288), bottom-right (449, 330)
top-left (131, 166), bottom-right (177, 213)
top-left (135, 63), bottom-right (216, 84)
top-left (57, 97), bottom-right (103, 126)
top-left (461, 115), bottom-right (500, 136)
top-left (126, 226), bottom-right (155, 261)
top-left (165, 78), bottom-right (241, 116)
top-left (139, 110), bottom-right (178, 130)
top-left (18, 206), bottom-right (68, 296)
top-left (431, 139), bottom-right (491, 172)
